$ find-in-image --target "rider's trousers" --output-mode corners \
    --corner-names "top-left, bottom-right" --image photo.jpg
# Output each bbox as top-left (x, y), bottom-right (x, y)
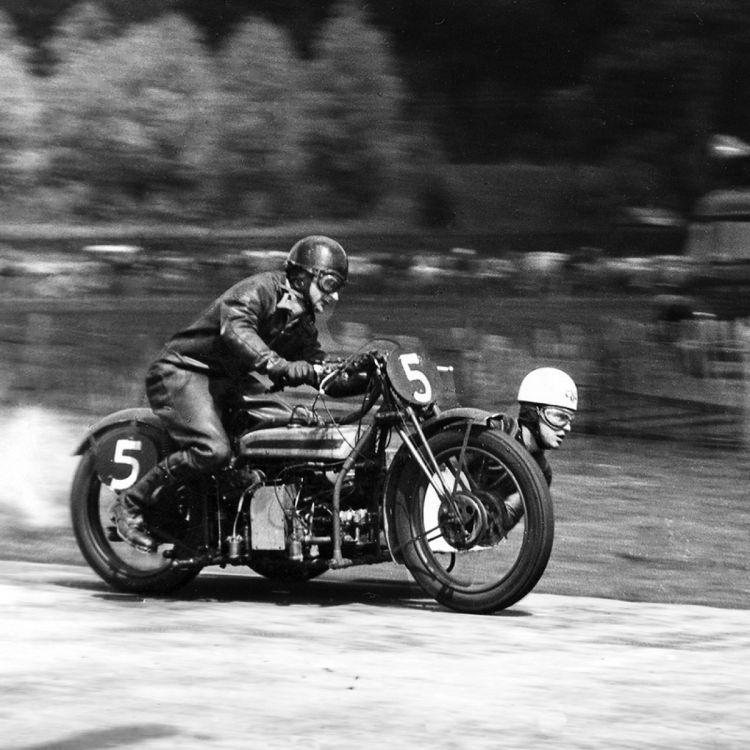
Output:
top-left (144, 354), bottom-right (233, 476)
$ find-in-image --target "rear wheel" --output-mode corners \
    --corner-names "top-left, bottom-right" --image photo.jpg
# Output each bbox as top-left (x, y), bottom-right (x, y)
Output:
top-left (392, 428), bottom-right (554, 613)
top-left (71, 446), bottom-right (204, 594)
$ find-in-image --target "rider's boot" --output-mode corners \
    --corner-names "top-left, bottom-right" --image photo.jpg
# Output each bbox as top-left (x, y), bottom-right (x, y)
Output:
top-left (109, 458), bottom-right (187, 553)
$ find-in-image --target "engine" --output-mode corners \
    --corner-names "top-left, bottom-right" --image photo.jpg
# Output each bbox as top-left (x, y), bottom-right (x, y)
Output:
top-left (216, 458), bottom-right (380, 564)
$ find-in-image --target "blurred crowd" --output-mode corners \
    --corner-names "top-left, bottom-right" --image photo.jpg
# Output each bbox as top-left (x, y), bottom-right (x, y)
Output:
top-left (0, 242), bottom-right (711, 301)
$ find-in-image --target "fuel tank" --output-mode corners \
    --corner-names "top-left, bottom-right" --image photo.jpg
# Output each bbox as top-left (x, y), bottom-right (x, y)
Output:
top-left (230, 395), bottom-right (294, 432)
top-left (237, 424), bottom-right (361, 462)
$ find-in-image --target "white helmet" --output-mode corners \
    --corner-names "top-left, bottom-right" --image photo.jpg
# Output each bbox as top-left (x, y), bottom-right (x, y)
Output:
top-left (518, 367), bottom-right (578, 410)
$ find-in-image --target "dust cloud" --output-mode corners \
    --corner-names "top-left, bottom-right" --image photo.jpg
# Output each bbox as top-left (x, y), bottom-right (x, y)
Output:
top-left (0, 406), bottom-right (89, 529)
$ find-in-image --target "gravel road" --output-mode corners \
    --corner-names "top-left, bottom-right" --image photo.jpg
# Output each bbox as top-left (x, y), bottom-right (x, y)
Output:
top-left (1, 560), bottom-right (748, 750)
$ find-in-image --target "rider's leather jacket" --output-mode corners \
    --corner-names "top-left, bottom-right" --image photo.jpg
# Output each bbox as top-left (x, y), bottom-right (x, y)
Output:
top-left (158, 270), bottom-right (325, 381)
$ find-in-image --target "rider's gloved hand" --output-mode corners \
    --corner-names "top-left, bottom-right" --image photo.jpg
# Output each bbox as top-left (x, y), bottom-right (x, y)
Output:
top-left (287, 360), bottom-right (318, 386)
top-left (268, 360), bottom-right (318, 387)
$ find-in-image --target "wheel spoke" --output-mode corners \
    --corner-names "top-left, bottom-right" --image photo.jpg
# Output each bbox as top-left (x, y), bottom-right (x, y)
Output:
top-left (445, 455), bottom-right (476, 493)
top-left (415, 522), bottom-right (446, 545)
top-left (449, 424), bottom-right (473, 495)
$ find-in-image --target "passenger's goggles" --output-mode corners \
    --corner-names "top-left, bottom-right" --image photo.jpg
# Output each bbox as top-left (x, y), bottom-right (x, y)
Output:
top-left (538, 406), bottom-right (575, 430)
top-left (313, 268), bottom-right (345, 295)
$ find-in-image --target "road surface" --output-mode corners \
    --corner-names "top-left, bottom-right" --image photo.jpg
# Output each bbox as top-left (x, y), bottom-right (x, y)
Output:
top-left (1, 561), bottom-right (748, 750)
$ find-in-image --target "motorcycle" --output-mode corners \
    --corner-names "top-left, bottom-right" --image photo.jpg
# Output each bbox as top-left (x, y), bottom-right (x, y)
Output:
top-left (70, 339), bottom-right (554, 613)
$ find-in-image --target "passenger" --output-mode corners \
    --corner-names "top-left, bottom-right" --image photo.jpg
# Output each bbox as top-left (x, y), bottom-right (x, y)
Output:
top-left (490, 367), bottom-right (578, 531)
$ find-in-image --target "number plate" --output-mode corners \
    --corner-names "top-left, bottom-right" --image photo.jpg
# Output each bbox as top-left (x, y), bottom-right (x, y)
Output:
top-left (387, 351), bottom-right (438, 406)
top-left (94, 427), bottom-right (159, 491)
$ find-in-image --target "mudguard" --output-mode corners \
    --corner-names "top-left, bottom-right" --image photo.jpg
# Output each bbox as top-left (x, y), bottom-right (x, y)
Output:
top-left (73, 408), bottom-right (169, 455)
top-left (382, 407), bottom-right (498, 564)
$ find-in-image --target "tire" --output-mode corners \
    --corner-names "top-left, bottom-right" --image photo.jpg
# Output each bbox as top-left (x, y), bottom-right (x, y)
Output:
top-left (70, 446), bottom-right (204, 595)
top-left (248, 557), bottom-right (328, 582)
top-left (392, 428), bottom-right (554, 614)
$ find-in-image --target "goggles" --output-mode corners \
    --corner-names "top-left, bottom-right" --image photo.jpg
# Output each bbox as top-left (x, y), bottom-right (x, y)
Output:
top-left (538, 406), bottom-right (575, 430)
top-left (313, 268), bottom-right (346, 295)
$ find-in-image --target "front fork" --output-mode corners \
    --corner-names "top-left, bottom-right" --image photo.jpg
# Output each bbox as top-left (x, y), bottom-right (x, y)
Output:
top-left (395, 408), bottom-right (475, 528)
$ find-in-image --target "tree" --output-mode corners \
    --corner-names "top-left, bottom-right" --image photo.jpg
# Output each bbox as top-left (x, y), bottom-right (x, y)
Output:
top-left (213, 18), bottom-right (304, 222)
top-left (551, 1), bottom-right (750, 212)
top-left (0, 8), bottom-right (29, 61)
top-left (0, 13), bottom-right (40, 204)
top-left (41, 13), bottom-right (219, 219)
top-left (45, 1), bottom-right (117, 71)
top-left (298, 1), bottom-right (408, 218)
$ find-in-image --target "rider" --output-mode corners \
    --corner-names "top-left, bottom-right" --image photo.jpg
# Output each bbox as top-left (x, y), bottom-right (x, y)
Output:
top-left (110, 235), bottom-right (349, 553)
top-left (490, 366), bottom-right (578, 531)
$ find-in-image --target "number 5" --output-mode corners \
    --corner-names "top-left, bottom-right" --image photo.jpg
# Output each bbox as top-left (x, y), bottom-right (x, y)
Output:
top-left (399, 353), bottom-right (433, 404)
top-left (110, 439), bottom-right (142, 491)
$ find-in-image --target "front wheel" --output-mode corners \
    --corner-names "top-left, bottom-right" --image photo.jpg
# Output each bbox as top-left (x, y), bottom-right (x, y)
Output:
top-left (70, 445), bottom-right (205, 594)
top-left (392, 428), bottom-right (554, 614)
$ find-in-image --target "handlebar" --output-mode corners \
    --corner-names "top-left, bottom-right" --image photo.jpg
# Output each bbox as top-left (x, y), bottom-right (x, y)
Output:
top-left (318, 350), bottom-right (380, 395)
top-left (265, 350), bottom-right (382, 395)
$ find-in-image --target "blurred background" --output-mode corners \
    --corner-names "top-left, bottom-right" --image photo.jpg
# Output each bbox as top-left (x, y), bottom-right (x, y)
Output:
top-left (1, 1), bottom-right (749, 603)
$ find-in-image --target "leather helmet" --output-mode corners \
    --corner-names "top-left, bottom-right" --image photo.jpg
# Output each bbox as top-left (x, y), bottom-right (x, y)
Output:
top-left (285, 235), bottom-right (348, 290)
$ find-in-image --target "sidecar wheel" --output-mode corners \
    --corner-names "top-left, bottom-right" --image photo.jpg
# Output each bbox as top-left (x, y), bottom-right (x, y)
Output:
top-left (70, 448), bottom-right (203, 594)
top-left (392, 428), bottom-right (554, 614)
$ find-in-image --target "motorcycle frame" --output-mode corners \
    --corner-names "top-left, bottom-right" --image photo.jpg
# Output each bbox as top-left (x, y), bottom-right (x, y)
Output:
top-left (326, 362), bottom-right (472, 569)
